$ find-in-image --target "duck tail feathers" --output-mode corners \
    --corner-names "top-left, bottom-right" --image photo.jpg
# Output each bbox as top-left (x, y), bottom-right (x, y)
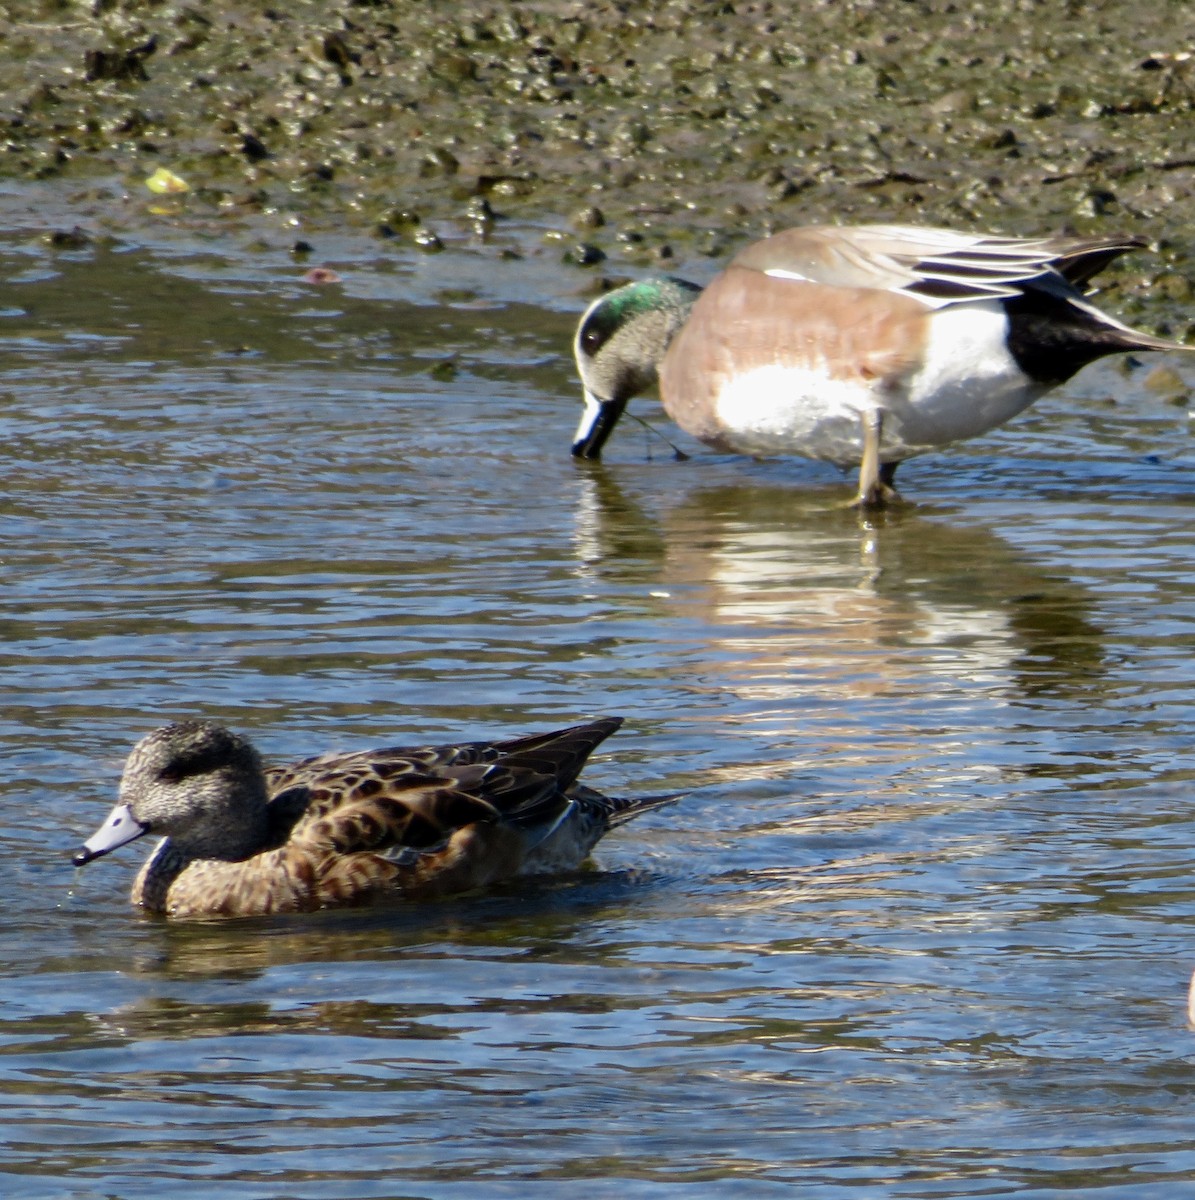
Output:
top-left (603, 791), bottom-right (686, 827)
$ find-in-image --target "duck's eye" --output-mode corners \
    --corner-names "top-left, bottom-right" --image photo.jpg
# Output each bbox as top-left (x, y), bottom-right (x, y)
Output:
top-left (157, 742), bottom-right (232, 784)
top-left (579, 321), bottom-right (608, 357)
top-left (575, 321), bottom-right (602, 352)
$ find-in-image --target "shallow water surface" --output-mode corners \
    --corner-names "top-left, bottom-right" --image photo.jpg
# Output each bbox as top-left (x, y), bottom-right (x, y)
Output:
top-left (3, 218), bottom-right (1195, 1198)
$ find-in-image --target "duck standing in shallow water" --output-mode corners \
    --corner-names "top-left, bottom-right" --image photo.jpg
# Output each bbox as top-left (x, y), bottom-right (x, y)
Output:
top-left (72, 717), bottom-right (676, 918)
top-left (572, 224), bottom-right (1192, 505)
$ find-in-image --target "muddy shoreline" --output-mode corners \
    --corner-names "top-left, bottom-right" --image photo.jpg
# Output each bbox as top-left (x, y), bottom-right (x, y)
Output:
top-left (3, 1), bottom-right (1193, 328)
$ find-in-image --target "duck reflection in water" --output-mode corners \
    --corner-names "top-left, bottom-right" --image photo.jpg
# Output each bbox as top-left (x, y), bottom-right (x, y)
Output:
top-left (569, 469), bottom-right (1108, 782)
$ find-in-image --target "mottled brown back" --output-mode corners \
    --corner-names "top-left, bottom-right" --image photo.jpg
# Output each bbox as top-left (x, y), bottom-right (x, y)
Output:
top-left (130, 717), bottom-right (654, 918)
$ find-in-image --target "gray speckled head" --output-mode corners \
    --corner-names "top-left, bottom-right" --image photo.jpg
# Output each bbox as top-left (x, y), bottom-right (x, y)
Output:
top-left (571, 277), bottom-right (701, 459)
top-left (109, 720), bottom-right (270, 862)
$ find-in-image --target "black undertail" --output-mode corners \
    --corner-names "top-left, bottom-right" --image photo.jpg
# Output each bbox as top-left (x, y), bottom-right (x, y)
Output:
top-left (1004, 286), bottom-right (1177, 385)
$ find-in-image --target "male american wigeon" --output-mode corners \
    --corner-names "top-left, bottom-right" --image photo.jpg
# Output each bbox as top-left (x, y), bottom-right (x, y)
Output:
top-left (72, 717), bottom-right (677, 918)
top-left (572, 224), bottom-right (1192, 505)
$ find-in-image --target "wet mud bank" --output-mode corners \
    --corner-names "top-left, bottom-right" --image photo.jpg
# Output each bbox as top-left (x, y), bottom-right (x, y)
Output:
top-left (2, 1), bottom-right (1193, 328)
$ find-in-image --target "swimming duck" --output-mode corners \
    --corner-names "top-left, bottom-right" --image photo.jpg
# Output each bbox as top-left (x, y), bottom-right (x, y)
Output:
top-left (72, 717), bottom-right (675, 918)
top-left (572, 224), bottom-right (1191, 505)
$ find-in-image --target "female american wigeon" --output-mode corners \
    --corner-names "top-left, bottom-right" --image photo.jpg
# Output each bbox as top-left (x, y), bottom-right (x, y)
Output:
top-left (72, 717), bottom-right (676, 918)
top-left (572, 224), bottom-right (1191, 505)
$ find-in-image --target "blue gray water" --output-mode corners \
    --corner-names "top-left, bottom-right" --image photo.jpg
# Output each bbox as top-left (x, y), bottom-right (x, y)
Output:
top-left (3, 196), bottom-right (1195, 1198)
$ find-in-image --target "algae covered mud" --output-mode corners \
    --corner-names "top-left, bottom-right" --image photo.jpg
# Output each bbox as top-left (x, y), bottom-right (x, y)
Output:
top-left (2, 0), bottom-right (1194, 316)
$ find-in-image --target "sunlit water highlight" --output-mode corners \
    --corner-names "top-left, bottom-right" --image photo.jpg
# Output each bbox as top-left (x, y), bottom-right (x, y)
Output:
top-left (2, 211), bottom-right (1195, 1198)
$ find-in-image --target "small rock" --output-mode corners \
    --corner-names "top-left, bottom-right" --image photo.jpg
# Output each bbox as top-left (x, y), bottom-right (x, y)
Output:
top-left (323, 32), bottom-right (355, 69)
top-left (84, 37), bottom-right (157, 83)
top-left (564, 243), bottom-right (606, 266)
top-left (573, 205), bottom-right (605, 229)
top-left (45, 227), bottom-right (92, 249)
top-left (420, 148), bottom-right (459, 177)
top-left (466, 196), bottom-right (497, 221)
top-left (241, 133), bottom-right (269, 162)
top-left (1073, 188), bottom-right (1117, 217)
top-left (1144, 365), bottom-right (1190, 400)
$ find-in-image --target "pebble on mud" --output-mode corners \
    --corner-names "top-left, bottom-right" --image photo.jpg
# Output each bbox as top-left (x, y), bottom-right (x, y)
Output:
top-left (1144, 365), bottom-right (1191, 403)
top-left (564, 243), bottom-right (607, 266)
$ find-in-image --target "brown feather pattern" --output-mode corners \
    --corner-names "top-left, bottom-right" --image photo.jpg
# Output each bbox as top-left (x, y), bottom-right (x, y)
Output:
top-left (76, 717), bottom-right (681, 919)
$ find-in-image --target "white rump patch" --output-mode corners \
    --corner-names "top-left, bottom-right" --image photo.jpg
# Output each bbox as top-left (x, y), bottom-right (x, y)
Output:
top-left (896, 303), bottom-right (1041, 449)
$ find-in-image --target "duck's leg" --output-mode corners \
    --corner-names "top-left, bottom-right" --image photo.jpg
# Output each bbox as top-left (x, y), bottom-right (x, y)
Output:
top-left (854, 410), bottom-right (900, 507)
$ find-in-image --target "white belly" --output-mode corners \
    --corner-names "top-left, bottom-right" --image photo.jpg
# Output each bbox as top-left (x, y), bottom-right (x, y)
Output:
top-left (710, 302), bottom-right (1045, 464)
